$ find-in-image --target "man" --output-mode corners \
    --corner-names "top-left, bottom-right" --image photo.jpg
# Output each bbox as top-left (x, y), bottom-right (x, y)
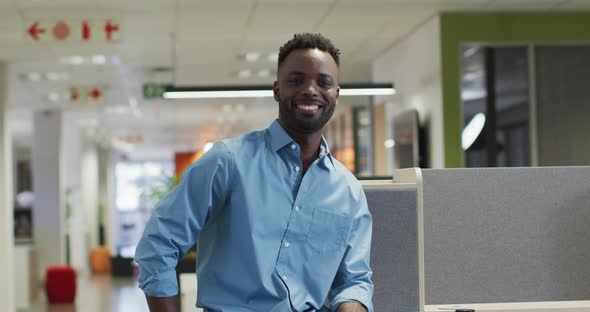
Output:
top-left (135, 33), bottom-right (373, 312)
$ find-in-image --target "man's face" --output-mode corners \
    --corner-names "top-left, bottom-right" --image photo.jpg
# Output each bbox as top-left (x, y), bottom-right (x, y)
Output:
top-left (273, 48), bottom-right (339, 135)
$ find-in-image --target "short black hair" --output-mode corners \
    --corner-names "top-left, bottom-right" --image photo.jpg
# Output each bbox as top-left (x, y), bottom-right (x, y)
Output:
top-left (278, 33), bottom-right (340, 67)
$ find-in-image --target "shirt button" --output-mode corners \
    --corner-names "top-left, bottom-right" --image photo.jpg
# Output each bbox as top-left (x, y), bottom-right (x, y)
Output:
top-left (282, 275), bottom-right (288, 281)
top-left (291, 144), bottom-right (296, 150)
top-left (295, 166), bottom-right (300, 172)
top-left (284, 242), bottom-right (290, 248)
top-left (295, 206), bottom-right (300, 212)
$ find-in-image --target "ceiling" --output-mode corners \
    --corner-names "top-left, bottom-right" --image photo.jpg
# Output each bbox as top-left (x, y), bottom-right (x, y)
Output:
top-left (2, 0), bottom-right (589, 159)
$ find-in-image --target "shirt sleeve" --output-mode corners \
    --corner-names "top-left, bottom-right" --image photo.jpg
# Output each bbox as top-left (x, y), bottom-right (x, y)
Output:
top-left (134, 142), bottom-right (234, 297)
top-left (329, 190), bottom-right (374, 312)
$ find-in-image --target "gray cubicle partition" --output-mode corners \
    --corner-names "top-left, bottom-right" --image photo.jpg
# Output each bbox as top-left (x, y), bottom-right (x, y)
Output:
top-left (363, 183), bottom-right (420, 312)
top-left (421, 167), bottom-right (590, 305)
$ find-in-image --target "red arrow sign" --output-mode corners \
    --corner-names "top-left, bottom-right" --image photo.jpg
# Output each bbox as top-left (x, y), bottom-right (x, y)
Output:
top-left (89, 88), bottom-right (102, 100)
top-left (28, 21), bottom-right (46, 40)
top-left (104, 20), bottom-right (119, 41)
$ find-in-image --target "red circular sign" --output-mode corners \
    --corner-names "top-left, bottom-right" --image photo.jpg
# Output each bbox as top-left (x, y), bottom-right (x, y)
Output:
top-left (52, 21), bottom-right (70, 41)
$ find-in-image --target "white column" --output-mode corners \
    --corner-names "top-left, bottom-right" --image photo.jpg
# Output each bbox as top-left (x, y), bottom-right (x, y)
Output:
top-left (0, 62), bottom-right (16, 311)
top-left (98, 147), bottom-right (114, 251)
top-left (81, 139), bottom-right (99, 249)
top-left (32, 110), bottom-right (65, 272)
top-left (61, 113), bottom-right (86, 272)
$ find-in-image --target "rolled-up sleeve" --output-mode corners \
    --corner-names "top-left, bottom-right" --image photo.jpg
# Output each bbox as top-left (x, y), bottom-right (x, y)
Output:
top-left (329, 190), bottom-right (374, 312)
top-left (134, 142), bottom-right (234, 297)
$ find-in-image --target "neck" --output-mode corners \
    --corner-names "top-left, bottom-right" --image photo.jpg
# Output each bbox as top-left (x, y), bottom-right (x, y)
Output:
top-left (278, 120), bottom-right (324, 172)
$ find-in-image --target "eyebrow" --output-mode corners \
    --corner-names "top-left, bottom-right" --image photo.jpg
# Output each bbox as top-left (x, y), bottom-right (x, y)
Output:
top-left (286, 71), bottom-right (334, 80)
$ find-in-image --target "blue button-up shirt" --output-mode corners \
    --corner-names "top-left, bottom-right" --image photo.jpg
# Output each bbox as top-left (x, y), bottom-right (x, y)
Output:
top-left (135, 120), bottom-right (373, 312)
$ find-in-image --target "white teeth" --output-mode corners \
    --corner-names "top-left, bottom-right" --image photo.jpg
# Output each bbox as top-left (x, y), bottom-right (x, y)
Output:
top-left (297, 104), bottom-right (319, 111)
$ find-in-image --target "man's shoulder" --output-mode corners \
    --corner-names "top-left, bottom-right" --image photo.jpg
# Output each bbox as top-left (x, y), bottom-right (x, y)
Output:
top-left (219, 128), bottom-right (268, 152)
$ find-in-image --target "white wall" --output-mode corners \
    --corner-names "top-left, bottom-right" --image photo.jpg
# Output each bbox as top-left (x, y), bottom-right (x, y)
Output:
top-left (372, 16), bottom-right (444, 169)
top-left (0, 62), bottom-right (15, 312)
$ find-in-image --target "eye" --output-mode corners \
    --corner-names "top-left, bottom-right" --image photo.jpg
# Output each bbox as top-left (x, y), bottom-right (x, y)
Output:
top-left (318, 78), bottom-right (332, 88)
top-left (288, 77), bottom-right (303, 85)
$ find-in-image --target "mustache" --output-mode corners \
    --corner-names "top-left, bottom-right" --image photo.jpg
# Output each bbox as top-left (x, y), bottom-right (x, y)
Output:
top-left (292, 97), bottom-right (327, 106)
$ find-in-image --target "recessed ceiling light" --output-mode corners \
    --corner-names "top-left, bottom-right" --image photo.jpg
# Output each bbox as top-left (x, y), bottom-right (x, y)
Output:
top-left (267, 52), bottom-right (278, 62)
top-left (92, 55), bottom-right (107, 65)
top-left (61, 56), bottom-right (85, 65)
top-left (48, 92), bottom-right (60, 102)
top-left (238, 69), bottom-right (252, 79)
top-left (245, 52), bottom-right (260, 62)
top-left (46, 72), bottom-right (70, 81)
top-left (27, 72), bottom-right (41, 81)
top-left (257, 69), bottom-right (270, 78)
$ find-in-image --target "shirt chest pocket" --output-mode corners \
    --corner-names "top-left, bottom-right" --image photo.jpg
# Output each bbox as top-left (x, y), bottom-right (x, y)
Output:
top-left (306, 208), bottom-right (351, 254)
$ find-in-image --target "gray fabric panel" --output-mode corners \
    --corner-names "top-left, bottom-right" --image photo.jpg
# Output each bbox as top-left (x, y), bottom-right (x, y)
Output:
top-left (364, 188), bottom-right (419, 312)
top-left (422, 167), bottom-right (590, 304)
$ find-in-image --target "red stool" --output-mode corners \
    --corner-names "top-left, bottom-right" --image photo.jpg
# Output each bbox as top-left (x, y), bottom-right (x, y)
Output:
top-left (45, 265), bottom-right (77, 303)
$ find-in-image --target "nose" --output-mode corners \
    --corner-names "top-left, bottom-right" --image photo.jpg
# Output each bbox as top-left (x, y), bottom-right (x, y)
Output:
top-left (302, 81), bottom-right (319, 97)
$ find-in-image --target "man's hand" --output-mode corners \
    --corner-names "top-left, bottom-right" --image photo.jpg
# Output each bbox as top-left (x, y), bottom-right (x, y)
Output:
top-left (336, 301), bottom-right (368, 312)
top-left (146, 295), bottom-right (179, 312)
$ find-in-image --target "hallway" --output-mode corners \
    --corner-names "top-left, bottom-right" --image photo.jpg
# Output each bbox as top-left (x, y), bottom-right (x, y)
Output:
top-left (24, 274), bottom-right (148, 312)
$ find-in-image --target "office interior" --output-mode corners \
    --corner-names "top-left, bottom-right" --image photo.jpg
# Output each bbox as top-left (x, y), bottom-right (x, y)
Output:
top-left (1, 1), bottom-right (590, 311)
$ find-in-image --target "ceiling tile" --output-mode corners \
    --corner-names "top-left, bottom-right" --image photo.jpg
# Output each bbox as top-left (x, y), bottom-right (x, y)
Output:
top-left (246, 5), bottom-right (332, 38)
top-left (316, 6), bottom-right (399, 36)
top-left (176, 6), bottom-right (253, 40)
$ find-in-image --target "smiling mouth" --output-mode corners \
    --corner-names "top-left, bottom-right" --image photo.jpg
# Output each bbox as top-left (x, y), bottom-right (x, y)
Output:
top-left (296, 104), bottom-right (320, 112)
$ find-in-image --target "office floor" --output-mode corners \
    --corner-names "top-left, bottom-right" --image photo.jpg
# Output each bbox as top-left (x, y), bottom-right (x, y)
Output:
top-left (23, 274), bottom-right (148, 312)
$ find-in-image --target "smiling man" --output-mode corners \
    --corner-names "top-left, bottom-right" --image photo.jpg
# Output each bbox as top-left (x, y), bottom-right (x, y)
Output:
top-left (135, 33), bottom-right (374, 312)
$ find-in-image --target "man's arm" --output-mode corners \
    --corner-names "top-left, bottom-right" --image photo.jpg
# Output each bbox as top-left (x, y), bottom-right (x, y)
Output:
top-left (134, 143), bottom-right (234, 307)
top-left (329, 190), bottom-right (374, 312)
top-left (146, 295), bottom-right (179, 312)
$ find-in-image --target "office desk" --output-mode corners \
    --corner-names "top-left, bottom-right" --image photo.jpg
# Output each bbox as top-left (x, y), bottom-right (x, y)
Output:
top-left (425, 301), bottom-right (590, 312)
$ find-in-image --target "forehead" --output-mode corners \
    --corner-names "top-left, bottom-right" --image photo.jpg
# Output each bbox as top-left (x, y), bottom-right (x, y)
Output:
top-left (279, 48), bottom-right (339, 76)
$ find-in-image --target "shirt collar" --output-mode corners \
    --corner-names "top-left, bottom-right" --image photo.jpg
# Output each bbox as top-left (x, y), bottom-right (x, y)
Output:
top-left (268, 119), bottom-right (294, 152)
top-left (267, 119), bottom-right (336, 170)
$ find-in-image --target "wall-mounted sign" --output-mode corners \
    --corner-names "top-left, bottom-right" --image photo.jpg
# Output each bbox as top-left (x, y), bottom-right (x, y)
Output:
top-left (70, 85), bottom-right (106, 102)
top-left (142, 83), bottom-right (171, 99)
top-left (27, 19), bottom-right (121, 43)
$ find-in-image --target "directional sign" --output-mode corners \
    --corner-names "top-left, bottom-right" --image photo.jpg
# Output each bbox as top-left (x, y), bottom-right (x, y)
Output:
top-left (70, 85), bottom-right (106, 103)
top-left (26, 19), bottom-right (122, 43)
top-left (143, 83), bottom-right (172, 99)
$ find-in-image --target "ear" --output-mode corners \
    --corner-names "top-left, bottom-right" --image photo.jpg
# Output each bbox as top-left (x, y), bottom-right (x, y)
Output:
top-left (335, 85), bottom-right (340, 103)
top-left (273, 80), bottom-right (280, 102)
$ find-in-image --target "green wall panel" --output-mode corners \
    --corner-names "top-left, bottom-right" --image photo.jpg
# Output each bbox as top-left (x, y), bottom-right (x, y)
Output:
top-left (440, 12), bottom-right (590, 167)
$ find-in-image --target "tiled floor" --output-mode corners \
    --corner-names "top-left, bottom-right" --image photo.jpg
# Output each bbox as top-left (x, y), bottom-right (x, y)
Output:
top-left (23, 274), bottom-right (149, 312)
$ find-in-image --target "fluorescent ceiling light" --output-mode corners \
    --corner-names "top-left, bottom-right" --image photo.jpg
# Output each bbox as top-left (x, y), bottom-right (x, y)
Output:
top-left (164, 90), bottom-right (272, 99)
top-left (384, 139), bottom-right (395, 148)
top-left (462, 113), bottom-right (486, 150)
top-left (163, 83), bottom-right (395, 99)
top-left (340, 88), bottom-right (395, 96)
